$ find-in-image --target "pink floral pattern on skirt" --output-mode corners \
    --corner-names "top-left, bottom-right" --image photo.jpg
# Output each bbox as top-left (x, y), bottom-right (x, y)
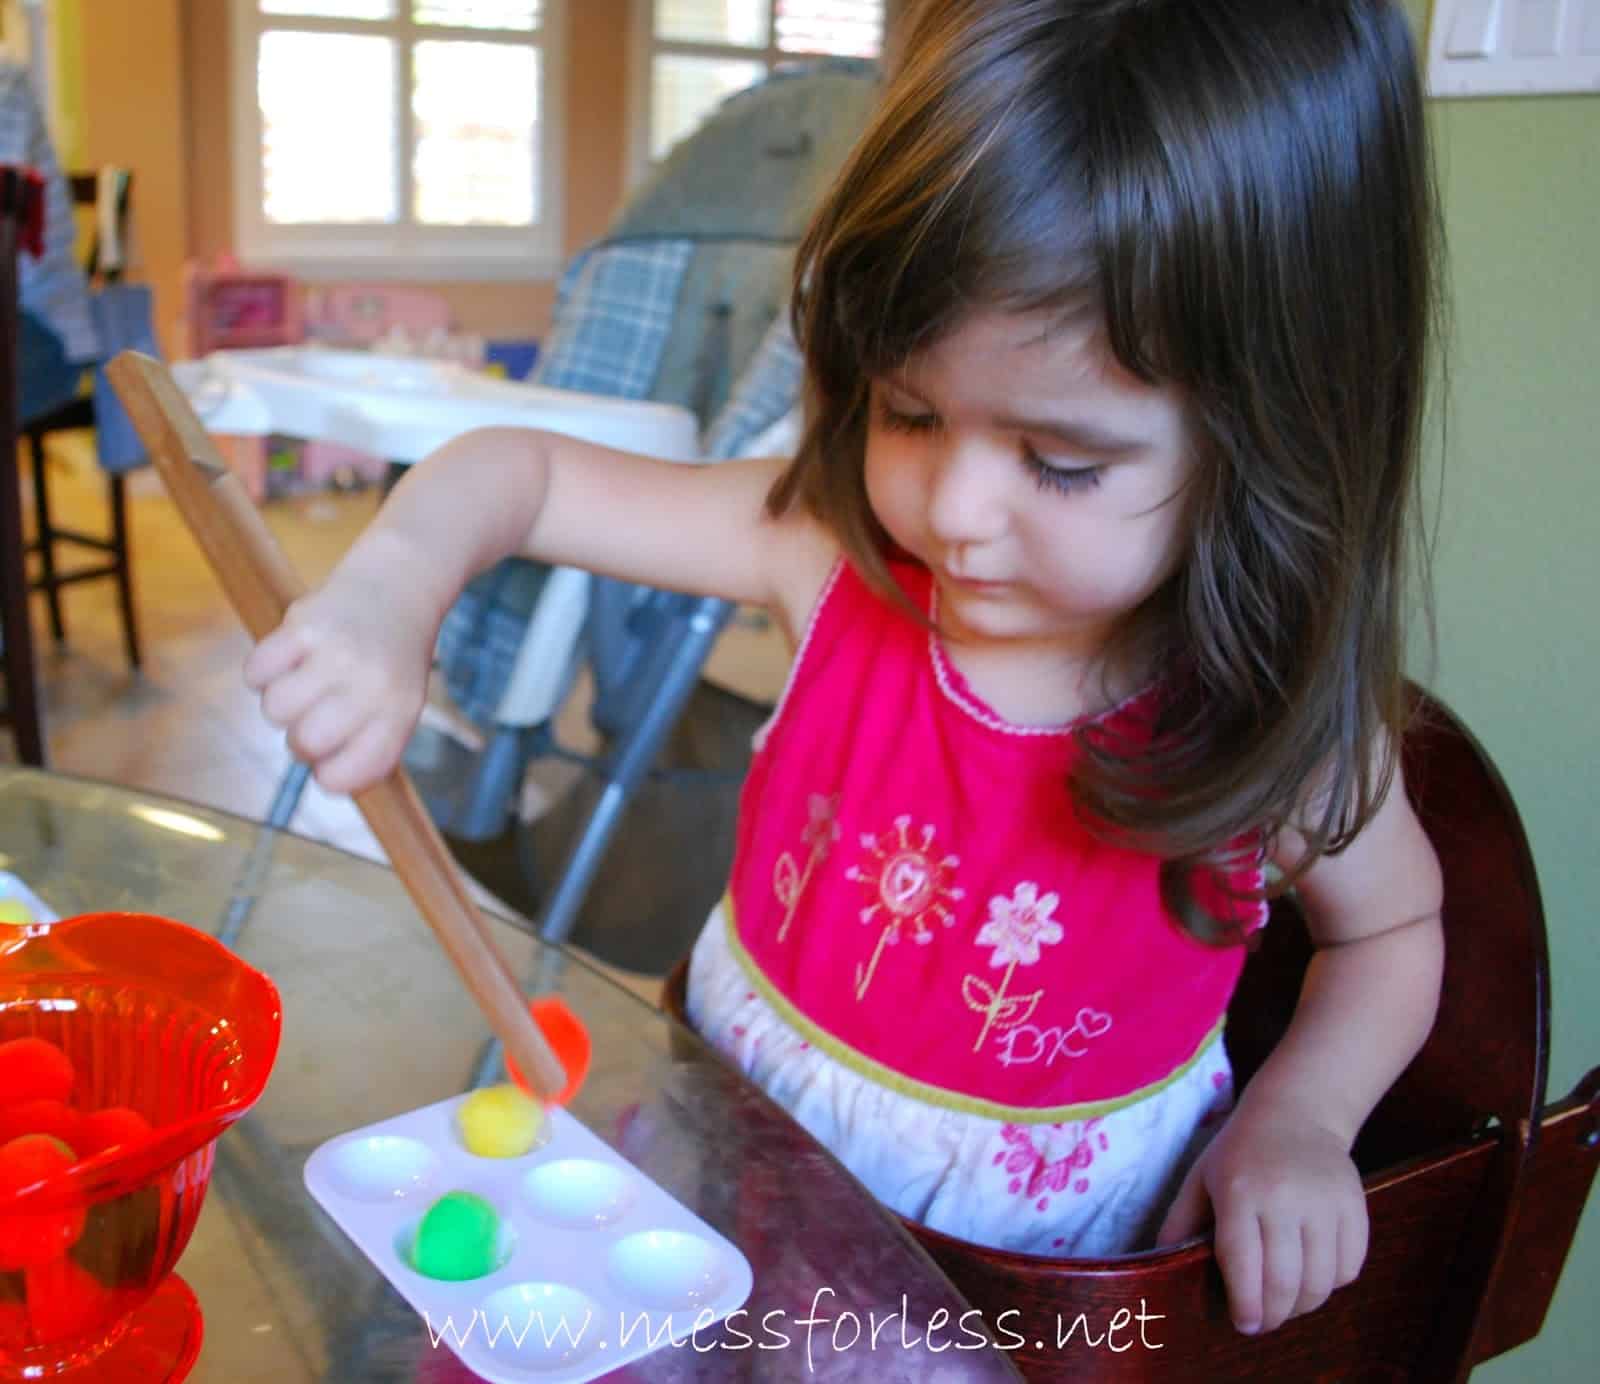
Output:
top-left (687, 903), bottom-right (1236, 1258)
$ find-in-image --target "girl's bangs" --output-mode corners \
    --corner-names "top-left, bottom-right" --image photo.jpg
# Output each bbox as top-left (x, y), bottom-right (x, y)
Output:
top-left (816, 95), bottom-right (1107, 381)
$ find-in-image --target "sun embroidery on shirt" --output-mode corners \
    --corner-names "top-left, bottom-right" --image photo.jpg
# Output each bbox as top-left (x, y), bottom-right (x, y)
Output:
top-left (845, 815), bottom-right (964, 1001)
top-left (773, 794), bottom-right (840, 942)
top-left (963, 882), bottom-right (1063, 1052)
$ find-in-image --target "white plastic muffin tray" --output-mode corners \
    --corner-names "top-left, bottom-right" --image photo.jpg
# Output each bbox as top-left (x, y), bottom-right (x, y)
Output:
top-left (304, 1093), bottom-right (755, 1382)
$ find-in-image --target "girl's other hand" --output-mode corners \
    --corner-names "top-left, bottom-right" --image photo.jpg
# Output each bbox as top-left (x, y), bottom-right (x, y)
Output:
top-left (1154, 1095), bottom-right (1368, 1335)
top-left (243, 536), bottom-right (439, 796)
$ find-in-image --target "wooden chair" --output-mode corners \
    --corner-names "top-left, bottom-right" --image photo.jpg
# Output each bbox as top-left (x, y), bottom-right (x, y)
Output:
top-left (0, 163), bottom-right (47, 765)
top-left (661, 685), bottom-right (1599, 1381)
top-left (22, 170), bottom-right (141, 670)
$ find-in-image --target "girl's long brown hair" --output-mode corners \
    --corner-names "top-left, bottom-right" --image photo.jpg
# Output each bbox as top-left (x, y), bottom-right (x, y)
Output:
top-left (769, 0), bottom-right (1445, 941)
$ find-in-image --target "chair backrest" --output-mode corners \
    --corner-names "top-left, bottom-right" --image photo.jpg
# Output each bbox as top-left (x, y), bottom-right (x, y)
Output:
top-left (1224, 684), bottom-right (1549, 1172)
top-left (530, 58), bottom-right (879, 431)
top-left (1222, 683), bottom-right (1549, 1381)
top-left (67, 169), bottom-right (131, 282)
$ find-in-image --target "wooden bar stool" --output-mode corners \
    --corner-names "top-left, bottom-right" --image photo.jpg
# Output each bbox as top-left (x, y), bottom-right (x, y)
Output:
top-left (23, 170), bottom-right (142, 670)
top-left (0, 162), bottom-right (46, 764)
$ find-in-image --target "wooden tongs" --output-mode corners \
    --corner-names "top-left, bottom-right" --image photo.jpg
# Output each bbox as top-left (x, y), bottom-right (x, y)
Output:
top-left (107, 351), bottom-right (589, 1106)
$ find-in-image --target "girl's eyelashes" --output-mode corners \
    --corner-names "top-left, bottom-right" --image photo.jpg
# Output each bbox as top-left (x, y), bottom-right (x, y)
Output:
top-left (1023, 444), bottom-right (1103, 495)
top-left (872, 391), bottom-right (1103, 495)
top-left (874, 395), bottom-right (939, 434)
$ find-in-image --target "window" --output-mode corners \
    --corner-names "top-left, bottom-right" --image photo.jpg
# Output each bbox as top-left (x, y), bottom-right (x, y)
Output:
top-left (633, 0), bottom-right (886, 172)
top-left (231, 0), bottom-right (565, 278)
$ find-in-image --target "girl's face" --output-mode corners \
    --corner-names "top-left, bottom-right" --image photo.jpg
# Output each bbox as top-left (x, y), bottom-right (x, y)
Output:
top-left (864, 309), bottom-right (1195, 672)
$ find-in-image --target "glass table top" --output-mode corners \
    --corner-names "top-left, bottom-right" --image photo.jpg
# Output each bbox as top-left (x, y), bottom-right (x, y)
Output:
top-left (0, 767), bottom-right (1023, 1381)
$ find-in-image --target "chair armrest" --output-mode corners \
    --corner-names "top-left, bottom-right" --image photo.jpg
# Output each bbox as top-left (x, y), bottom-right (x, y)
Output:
top-left (1473, 1066), bottom-right (1600, 1362)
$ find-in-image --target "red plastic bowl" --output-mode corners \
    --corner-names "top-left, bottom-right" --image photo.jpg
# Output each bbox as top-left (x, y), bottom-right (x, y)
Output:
top-left (0, 913), bottom-right (281, 1378)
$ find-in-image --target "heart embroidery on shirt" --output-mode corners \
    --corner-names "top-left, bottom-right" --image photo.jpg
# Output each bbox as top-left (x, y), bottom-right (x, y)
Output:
top-left (1075, 1008), bottom-right (1112, 1038)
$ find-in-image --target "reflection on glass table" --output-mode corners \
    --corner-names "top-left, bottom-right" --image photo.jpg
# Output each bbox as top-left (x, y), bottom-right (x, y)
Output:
top-left (0, 768), bottom-right (1024, 1382)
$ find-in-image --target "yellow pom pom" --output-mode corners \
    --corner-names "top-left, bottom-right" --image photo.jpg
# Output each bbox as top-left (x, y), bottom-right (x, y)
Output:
top-left (455, 1084), bottom-right (544, 1158)
top-left (0, 901), bottom-right (35, 926)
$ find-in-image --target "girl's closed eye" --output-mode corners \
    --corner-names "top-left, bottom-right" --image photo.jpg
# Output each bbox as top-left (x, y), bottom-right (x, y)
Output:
top-left (874, 384), bottom-right (1102, 495)
top-left (1023, 444), bottom-right (1103, 496)
top-left (874, 392), bottom-right (940, 434)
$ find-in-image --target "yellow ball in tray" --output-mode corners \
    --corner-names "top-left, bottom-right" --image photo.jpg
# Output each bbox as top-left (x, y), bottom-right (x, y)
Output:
top-left (455, 1083), bottom-right (545, 1158)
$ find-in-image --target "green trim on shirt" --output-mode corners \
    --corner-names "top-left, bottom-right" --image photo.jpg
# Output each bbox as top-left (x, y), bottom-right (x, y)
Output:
top-left (719, 894), bottom-right (1224, 1125)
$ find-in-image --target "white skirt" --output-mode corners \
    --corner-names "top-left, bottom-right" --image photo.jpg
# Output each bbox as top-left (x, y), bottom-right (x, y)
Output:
top-left (686, 904), bottom-right (1236, 1257)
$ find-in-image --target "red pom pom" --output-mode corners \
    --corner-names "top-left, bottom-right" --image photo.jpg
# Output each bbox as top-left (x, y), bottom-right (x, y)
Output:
top-left (0, 1038), bottom-right (74, 1107)
top-left (0, 1134), bottom-right (86, 1270)
top-left (0, 1099), bottom-right (84, 1148)
top-left (22, 1255), bottom-right (112, 1344)
top-left (76, 1107), bottom-right (153, 1157)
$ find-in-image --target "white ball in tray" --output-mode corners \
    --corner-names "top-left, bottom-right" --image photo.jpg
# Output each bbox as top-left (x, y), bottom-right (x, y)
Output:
top-left (304, 1091), bottom-right (754, 1383)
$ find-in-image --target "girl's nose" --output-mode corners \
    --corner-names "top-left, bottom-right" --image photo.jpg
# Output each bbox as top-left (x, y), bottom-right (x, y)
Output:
top-left (926, 437), bottom-right (1009, 548)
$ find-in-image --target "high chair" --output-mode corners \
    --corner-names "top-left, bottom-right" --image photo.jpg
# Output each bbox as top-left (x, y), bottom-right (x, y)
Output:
top-left (177, 60), bottom-right (881, 956)
top-left (661, 685), bottom-right (1599, 1382)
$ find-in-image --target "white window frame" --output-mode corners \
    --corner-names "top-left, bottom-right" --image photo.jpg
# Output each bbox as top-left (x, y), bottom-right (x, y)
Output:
top-left (229, 0), bottom-right (567, 280)
top-left (626, 0), bottom-right (884, 187)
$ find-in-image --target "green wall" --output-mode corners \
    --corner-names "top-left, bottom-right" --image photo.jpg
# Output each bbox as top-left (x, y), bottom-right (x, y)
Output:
top-left (1403, 4), bottom-right (1599, 1379)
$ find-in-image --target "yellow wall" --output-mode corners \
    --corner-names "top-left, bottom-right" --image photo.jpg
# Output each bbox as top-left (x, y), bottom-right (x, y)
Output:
top-left (74, 0), bottom-right (191, 354)
top-left (42, 0), bottom-right (86, 166)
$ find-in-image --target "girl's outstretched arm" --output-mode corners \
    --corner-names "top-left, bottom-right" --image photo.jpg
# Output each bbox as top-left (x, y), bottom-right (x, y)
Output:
top-left (244, 426), bottom-right (834, 794)
top-left (1156, 748), bottom-right (1445, 1336)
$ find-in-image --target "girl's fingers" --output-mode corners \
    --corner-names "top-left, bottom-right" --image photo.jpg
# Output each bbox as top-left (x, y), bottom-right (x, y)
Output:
top-left (1337, 1199), bottom-right (1369, 1289)
top-left (1294, 1218), bottom-right (1337, 1318)
top-left (259, 661), bottom-right (334, 731)
top-left (1212, 1206), bottom-right (1265, 1335)
top-left (1257, 1212), bottom-right (1303, 1333)
top-left (1153, 1161), bottom-right (1210, 1246)
top-left (313, 715), bottom-right (408, 797)
top-left (287, 692), bottom-right (359, 764)
top-left (244, 628), bottom-right (306, 691)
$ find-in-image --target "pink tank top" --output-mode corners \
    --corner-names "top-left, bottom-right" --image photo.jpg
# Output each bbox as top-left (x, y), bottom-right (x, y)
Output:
top-left (723, 558), bottom-right (1266, 1121)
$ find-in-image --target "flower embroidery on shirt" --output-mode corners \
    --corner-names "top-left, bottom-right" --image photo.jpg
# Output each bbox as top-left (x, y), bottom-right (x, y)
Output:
top-left (963, 882), bottom-right (1063, 1052)
top-left (845, 815), bottom-right (964, 1001)
top-left (773, 793), bottom-right (840, 942)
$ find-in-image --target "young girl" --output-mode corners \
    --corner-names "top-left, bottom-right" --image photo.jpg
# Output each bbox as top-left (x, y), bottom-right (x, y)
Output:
top-left (247, 0), bottom-right (1446, 1340)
